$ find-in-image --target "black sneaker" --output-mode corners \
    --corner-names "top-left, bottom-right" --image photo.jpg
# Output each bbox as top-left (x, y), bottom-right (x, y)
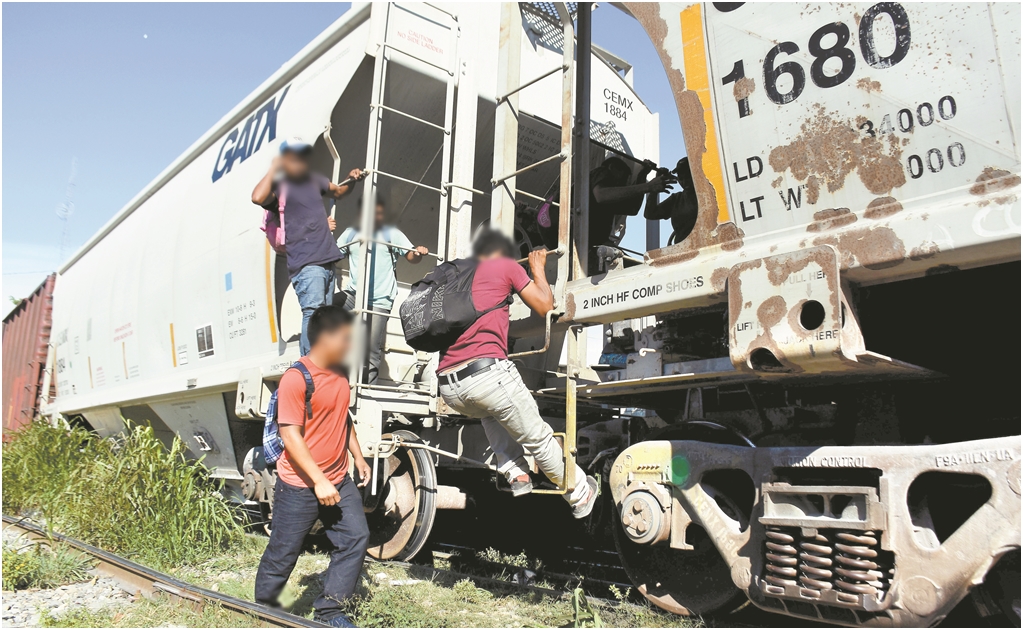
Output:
top-left (315, 614), bottom-right (356, 628)
top-left (571, 476), bottom-right (600, 519)
top-left (510, 474), bottom-right (534, 497)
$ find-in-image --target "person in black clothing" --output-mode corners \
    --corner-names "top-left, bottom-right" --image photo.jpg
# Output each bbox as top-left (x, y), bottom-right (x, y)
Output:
top-left (535, 157), bottom-right (673, 273)
top-left (644, 157), bottom-right (699, 246)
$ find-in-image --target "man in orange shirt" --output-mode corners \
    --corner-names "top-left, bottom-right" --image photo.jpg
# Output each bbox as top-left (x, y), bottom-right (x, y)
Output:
top-left (255, 305), bottom-right (372, 627)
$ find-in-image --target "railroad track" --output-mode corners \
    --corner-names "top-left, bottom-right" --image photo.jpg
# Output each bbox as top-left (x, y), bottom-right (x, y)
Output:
top-left (426, 541), bottom-right (638, 601)
top-left (1, 515), bottom-right (323, 628)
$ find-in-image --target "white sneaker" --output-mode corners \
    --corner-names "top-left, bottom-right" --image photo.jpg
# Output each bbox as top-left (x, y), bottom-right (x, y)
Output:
top-left (571, 475), bottom-right (600, 519)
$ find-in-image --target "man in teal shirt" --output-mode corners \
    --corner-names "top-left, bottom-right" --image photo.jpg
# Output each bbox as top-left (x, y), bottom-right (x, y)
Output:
top-left (338, 195), bottom-right (428, 384)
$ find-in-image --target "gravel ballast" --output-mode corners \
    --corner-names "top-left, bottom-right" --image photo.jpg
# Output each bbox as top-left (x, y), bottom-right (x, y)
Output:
top-left (2, 577), bottom-right (132, 627)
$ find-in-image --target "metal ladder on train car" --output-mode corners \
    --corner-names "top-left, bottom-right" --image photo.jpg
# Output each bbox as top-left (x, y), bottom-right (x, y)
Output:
top-left (352, 2), bottom-right (460, 404)
top-left (495, 3), bottom-right (582, 496)
top-left (352, 3), bottom-right (585, 498)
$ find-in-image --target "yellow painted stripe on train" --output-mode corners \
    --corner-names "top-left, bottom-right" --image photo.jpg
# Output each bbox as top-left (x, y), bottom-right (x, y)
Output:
top-left (169, 323), bottom-right (177, 368)
top-left (264, 240), bottom-right (278, 344)
top-left (680, 4), bottom-right (730, 224)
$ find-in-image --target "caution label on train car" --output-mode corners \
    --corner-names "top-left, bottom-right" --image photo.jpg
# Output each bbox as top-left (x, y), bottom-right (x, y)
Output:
top-left (699, 3), bottom-right (1019, 236)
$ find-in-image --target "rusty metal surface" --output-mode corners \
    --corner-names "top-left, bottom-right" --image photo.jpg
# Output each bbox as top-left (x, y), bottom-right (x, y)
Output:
top-left (2, 274), bottom-right (55, 440)
top-left (609, 436), bottom-right (1022, 626)
top-left (561, 2), bottom-right (1021, 327)
top-left (727, 246), bottom-right (928, 378)
top-left (622, 2), bottom-right (744, 266)
top-left (562, 182), bottom-right (1021, 326)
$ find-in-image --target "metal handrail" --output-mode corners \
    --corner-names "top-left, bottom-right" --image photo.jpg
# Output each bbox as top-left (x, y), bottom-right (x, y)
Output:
top-left (371, 103), bottom-right (449, 134)
top-left (491, 152), bottom-right (566, 186)
top-left (421, 2), bottom-right (459, 22)
top-left (353, 307), bottom-right (401, 320)
top-left (516, 188), bottom-right (560, 207)
top-left (496, 64), bottom-right (568, 103)
top-left (368, 434), bottom-right (493, 494)
top-left (514, 247), bottom-right (563, 265)
top-left (381, 42), bottom-right (454, 76)
top-left (507, 309), bottom-right (559, 358)
top-left (337, 234), bottom-right (444, 260)
top-left (444, 182), bottom-right (488, 196)
top-left (367, 168), bottom-right (446, 196)
top-left (403, 442), bottom-right (493, 469)
top-left (322, 125), bottom-right (342, 189)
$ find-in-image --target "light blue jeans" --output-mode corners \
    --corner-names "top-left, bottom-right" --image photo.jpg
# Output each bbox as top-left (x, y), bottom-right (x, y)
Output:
top-left (291, 264), bottom-right (336, 356)
top-left (439, 359), bottom-right (588, 506)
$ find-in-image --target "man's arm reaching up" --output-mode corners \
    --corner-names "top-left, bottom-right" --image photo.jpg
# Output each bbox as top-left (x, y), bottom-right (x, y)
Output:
top-left (519, 248), bottom-right (555, 315)
top-left (592, 172), bottom-right (674, 213)
top-left (251, 157), bottom-right (280, 207)
top-left (279, 424), bottom-right (341, 506)
top-left (328, 168), bottom-right (366, 199)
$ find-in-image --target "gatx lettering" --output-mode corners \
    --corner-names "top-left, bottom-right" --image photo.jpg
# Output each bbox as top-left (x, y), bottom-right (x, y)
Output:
top-left (212, 86), bottom-right (290, 183)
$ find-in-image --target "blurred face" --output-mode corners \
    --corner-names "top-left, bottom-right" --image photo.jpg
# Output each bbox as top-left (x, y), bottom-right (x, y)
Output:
top-left (374, 204), bottom-right (386, 228)
top-left (280, 151), bottom-right (310, 178)
top-left (599, 159), bottom-right (631, 186)
top-left (674, 158), bottom-right (693, 187)
top-left (316, 323), bottom-right (352, 365)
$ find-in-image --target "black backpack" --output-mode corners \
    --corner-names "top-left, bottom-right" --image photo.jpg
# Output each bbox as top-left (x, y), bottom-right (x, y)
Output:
top-left (400, 258), bottom-right (512, 352)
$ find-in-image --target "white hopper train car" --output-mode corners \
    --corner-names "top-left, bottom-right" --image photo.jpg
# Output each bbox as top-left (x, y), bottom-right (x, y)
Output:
top-left (45, 0), bottom-right (658, 559)
top-left (41, 2), bottom-right (1021, 627)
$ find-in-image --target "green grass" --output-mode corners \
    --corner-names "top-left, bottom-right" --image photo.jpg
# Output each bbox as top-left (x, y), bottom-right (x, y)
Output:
top-left (2, 539), bottom-right (93, 591)
top-left (175, 540), bottom-right (699, 628)
top-left (1, 421), bottom-right (103, 516)
top-left (4, 421), bottom-right (700, 628)
top-left (40, 593), bottom-right (272, 628)
top-left (476, 547), bottom-right (535, 569)
top-left (347, 564), bottom-right (699, 628)
top-left (2, 420), bottom-right (244, 570)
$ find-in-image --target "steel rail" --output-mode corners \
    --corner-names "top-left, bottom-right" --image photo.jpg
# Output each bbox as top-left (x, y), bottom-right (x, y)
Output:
top-left (337, 235), bottom-right (444, 260)
top-left (491, 152), bottom-right (567, 186)
top-left (496, 64), bottom-right (569, 103)
top-left (515, 187), bottom-right (560, 207)
top-left (1, 515), bottom-right (324, 628)
top-left (370, 103), bottom-right (449, 134)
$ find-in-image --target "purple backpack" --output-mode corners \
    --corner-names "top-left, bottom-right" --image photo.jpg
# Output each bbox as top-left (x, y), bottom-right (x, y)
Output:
top-left (261, 182), bottom-right (288, 254)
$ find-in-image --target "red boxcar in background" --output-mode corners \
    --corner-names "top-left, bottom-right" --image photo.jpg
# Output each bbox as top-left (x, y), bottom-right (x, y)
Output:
top-left (3, 274), bottom-right (55, 440)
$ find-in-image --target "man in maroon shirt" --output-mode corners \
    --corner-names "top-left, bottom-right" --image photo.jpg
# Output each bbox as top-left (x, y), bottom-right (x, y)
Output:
top-left (437, 229), bottom-right (598, 518)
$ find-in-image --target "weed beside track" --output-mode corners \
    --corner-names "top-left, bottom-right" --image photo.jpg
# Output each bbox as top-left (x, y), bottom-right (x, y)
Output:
top-left (2, 421), bottom-right (243, 571)
top-left (2, 539), bottom-right (92, 591)
top-left (4, 421), bottom-right (697, 627)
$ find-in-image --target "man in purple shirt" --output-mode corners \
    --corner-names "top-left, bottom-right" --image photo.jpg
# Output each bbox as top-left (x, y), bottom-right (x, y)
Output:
top-left (252, 137), bottom-right (365, 355)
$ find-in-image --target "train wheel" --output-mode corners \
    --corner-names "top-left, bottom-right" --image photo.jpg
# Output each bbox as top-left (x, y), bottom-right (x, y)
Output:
top-left (365, 430), bottom-right (438, 561)
top-left (613, 486), bottom-right (747, 617)
top-left (614, 422), bottom-right (752, 617)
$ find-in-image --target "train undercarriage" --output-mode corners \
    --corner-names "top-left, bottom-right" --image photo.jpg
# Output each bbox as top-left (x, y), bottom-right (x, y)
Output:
top-left (237, 261), bottom-right (1021, 626)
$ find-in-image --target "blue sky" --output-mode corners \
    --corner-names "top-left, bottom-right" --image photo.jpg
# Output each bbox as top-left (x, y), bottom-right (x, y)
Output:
top-left (2, 3), bottom-right (684, 317)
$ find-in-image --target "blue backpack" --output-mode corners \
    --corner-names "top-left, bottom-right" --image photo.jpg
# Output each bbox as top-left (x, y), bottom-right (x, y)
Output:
top-left (263, 362), bottom-right (314, 465)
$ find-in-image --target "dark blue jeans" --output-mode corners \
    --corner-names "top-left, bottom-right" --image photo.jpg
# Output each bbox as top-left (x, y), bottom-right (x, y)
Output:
top-left (255, 476), bottom-right (369, 620)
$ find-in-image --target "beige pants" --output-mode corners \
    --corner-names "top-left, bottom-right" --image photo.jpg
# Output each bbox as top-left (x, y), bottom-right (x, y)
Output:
top-left (439, 359), bottom-right (588, 506)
